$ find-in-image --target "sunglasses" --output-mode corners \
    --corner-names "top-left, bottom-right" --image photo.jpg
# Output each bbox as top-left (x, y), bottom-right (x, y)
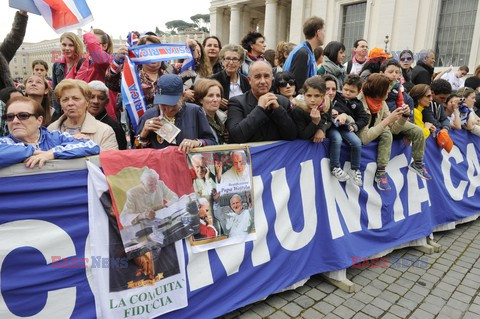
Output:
top-left (277, 79), bottom-right (295, 87)
top-left (400, 57), bottom-right (412, 62)
top-left (3, 112), bottom-right (36, 122)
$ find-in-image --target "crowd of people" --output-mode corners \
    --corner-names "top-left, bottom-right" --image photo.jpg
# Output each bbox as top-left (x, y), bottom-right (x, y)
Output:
top-left (1, 11), bottom-right (480, 192)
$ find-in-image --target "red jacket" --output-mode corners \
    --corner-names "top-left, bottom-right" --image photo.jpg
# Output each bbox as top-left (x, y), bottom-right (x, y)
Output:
top-left (76, 33), bottom-right (117, 119)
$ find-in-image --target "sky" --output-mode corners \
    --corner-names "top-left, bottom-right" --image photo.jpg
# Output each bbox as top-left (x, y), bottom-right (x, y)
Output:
top-left (1, 0), bottom-right (211, 43)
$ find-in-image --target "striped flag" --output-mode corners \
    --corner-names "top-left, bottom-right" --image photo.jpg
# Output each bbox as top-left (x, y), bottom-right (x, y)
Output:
top-left (33, 0), bottom-right (94, 33)
top-left (121, 56), bottom-right (147, 134)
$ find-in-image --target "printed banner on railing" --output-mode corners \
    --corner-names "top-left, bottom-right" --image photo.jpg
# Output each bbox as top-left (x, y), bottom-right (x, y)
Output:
top-left (87, 162), bottom-right (187, 319)
top-left (187, 146), bottom-right (256, 252)
top-left (1, 130), bottom-right (479, 319)
top-left (99, 148), bottom-right (199, 260)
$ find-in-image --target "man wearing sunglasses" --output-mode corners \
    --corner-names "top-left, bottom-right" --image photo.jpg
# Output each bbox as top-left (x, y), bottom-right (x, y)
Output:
top-left (0, 97), bottom-right (99, 169)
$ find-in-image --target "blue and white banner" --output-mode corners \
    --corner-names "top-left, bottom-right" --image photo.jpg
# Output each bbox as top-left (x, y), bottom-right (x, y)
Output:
top-left (121, 43), bottom-right (194, 132)
top-left (128, 43), bottom-right (193, 65)
top-left (1, 131), bottom-right (479, 318)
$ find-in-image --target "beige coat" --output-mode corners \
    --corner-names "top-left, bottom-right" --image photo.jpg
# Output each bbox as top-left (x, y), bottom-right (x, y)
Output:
top-left (356, 92), bottom-right (407, 144)
top-left (48, 112), bottom-right (118, 151)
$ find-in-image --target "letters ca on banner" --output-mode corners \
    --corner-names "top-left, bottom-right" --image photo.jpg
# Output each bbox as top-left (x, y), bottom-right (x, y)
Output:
top-left (187, 146), bottom-right (256, 253)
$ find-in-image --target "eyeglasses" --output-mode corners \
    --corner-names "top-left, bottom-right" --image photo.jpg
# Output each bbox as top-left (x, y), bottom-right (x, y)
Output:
top-left (224, 57), bottom-right (240, 63)
top-left (400, 57), bottom-right (412, 62)
top-left (277, 79), bottom-right (295, 87)
top-left (3, 112), bottom-right (36, 122)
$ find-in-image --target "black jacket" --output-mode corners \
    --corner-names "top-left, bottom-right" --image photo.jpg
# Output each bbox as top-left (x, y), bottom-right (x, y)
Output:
top-left (422, 101), bottom-right (450, 131)
top-left (0, 12), bottom-right (27, 90)
top-left (95, 111), bottom-right (128, 150)
top-left (411, 61), bottom-right (434, 85)
top-left (292, 103), bottom-right (332, 139)
top-left (211, 70), bottom-right (250, 100)
top-left (332, 93), bottom-right (369, 132)
top-left (226, 90), bottom-right (297, 143)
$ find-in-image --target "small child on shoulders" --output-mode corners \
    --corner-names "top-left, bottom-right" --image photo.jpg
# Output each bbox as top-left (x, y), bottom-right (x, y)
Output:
top-left (329, 74), bottom-right (369, 185)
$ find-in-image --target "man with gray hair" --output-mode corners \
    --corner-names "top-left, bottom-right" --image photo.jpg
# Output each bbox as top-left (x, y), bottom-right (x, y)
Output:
top-left (411, 49), bottom-right (435, 85)
top-left (227, 61), bottom-right (297, 142)
top-left (120, 168), bottom-right (178, 227)
top-left (88, 80), bottom-right (127, 149)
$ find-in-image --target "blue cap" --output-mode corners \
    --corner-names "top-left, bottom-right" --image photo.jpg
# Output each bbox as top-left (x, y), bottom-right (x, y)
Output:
top-left (153, 74), bottom-right (184, 106)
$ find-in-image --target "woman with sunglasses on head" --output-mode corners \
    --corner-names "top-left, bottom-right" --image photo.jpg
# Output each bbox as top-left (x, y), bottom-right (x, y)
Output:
top-left (409, 84), bottom-right (436, 139)
top-left (211, 44), bottom-right (250, 111)
top-left (0, 96), bottom-right (100, 169)
top-left (399, 50), bottom-right (414, 85)
top-left (273, 72), bottom-right (296, 102)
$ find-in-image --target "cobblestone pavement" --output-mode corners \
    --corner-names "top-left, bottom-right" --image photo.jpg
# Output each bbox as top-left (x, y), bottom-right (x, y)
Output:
top-left (220, 218), bottom-right (480, 319)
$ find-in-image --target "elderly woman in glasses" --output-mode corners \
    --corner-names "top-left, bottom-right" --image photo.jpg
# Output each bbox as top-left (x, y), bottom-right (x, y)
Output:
top-left (0, 96), bottom-right (100, 169)
top-left (48, 79), bottom-right (118, 150)
top-left (211, 44), bottom-right (250, 111)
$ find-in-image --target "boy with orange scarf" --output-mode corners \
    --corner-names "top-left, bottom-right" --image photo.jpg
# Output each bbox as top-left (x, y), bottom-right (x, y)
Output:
top-left (356, 74), bottom-right (432, 191)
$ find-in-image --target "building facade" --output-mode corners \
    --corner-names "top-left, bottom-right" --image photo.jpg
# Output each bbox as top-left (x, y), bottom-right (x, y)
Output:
top-left (210, 0), bottom-right (480, 70)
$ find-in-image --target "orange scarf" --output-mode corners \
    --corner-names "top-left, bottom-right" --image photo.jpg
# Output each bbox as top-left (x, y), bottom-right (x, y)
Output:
top-left (365, 96), bottom-right (383, 114)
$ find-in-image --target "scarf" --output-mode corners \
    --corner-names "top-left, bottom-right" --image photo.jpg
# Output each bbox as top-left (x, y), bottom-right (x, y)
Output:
top-left (365, 96), bottom-right (384, 114)
top-left (246, 52), bottom-right (264, 62)
top-left (207, 113), bottom-right (228, 143)
top-left (352, 54), bottom-right (367, 65)
top-left (283, 41), bottom-right (316, 78)
top-left (322, 56), bottom-right (345, 78)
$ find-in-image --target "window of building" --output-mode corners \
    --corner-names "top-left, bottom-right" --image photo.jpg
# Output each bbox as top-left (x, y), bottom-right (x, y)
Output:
top-left (435, 0), bottom-right (478, 67)
top-left (340, 2), bottom-right (367, 62)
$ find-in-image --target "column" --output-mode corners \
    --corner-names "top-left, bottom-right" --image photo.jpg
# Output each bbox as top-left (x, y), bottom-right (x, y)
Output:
top-left (264, 0), bottom-right (278, 49)
top-left (209, 7), bottom-right (224, 43)
top-left (289, 0), bottom-right (305, 44)
top-left (229, 5), bottom-right (242, 45)
top-left (277, 1), bottom-right (288, 43)
top-left (242, 6), bottom-right (252, 37)
top-left (258, 19), bottom-right (265, 35)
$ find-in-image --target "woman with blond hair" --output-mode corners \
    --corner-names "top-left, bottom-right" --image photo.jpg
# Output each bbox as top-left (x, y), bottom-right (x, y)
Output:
top-left (52, 32), bottom-right (84, 113)
top-left (48, 79), bottom-right (118, 150)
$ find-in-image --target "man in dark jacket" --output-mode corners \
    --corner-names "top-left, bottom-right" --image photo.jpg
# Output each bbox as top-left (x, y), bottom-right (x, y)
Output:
top-left (422, 79), bottom-right (452, 131)
top-left (227, 61), bottom-right (297, 143)
top-left (88, 81), bottom-right (128, 149)
top-left (0, 11), bottom-right (28, 90)
top-left (411, 50), bottom-right (435, 85)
